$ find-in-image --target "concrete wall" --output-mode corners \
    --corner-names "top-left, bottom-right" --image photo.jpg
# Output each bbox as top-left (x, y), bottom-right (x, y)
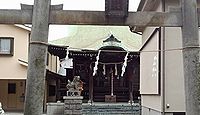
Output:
top-left (47, 103), bottom-right (64, 115)
top-left (0, 25), bottom-right (29, 79)
top-left (164, 0), bottom-right (186, 113)
top-left (142, 106), bottom-right (161, 115)
top-left (164, 27), bottom-right (185, 112)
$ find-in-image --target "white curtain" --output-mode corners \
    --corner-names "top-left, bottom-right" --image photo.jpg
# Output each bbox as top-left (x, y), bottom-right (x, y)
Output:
top-left (0, 39), bottom-right (10, 54)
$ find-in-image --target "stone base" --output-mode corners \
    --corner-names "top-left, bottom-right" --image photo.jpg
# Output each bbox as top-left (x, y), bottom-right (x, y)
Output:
top-left (87, 100), bottom-right (93, 104)
top-left (63, 96), bottom-right (83, 100)
top-left (105, 95), bottom-right (116, 102)
top-left (47, 102), bottom-right (64, 115)
top-left (128, 100), bottom-right (134, 105)
top-left (63, 96), bottom-right (83, 115)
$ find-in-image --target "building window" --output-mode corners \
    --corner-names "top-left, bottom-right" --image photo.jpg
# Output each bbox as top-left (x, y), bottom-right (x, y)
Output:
top-left (0, 37), bottom-right (14, 55)
top-left (8, 83), bottom-right (16, 94)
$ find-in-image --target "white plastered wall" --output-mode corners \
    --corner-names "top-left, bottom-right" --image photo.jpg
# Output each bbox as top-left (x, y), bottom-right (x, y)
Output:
top-left (0, 25), bottom-right (29, 79)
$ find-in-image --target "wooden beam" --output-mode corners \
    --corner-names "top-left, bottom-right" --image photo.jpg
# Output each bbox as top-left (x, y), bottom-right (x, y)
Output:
top-left (181, 0), bottom-right (200, 115)
top-left (0, 10), bottom-right (182, 26)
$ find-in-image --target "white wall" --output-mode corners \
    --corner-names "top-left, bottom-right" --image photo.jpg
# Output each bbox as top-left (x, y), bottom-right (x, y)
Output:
top-left (164, 27), bottom-right (185, 112)
top-left (0, 25), bottom-right (29, 79)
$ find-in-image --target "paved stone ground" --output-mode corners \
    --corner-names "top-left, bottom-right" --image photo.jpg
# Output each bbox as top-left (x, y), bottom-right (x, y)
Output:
top-left (3, 112), bottom-right (23, 115)
top-left (3, 112), bottom-right (46, 115)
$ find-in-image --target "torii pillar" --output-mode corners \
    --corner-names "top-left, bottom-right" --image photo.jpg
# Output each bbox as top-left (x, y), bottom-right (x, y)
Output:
top-left (181, 0), bottom-right (200, 115)
top-left (24, 0), bottom-right (51, 114)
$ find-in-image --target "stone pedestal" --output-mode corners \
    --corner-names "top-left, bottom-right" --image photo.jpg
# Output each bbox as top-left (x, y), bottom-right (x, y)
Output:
top-left (63, 96), bottom-right (83, 115)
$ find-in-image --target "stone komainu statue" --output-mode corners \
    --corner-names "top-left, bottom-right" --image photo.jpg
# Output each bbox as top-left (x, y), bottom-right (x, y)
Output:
top-left (0, 102), bottom-right (4, 114)
top-left (66, 76), bottom-right (83, 96)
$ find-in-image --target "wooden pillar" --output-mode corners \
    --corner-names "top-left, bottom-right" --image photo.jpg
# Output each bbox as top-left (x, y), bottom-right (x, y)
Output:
top-left (111, 70), bottom-right (114, 96)
top-left (129, 82), bottom-right (133, 103)
top-left (56, 79), bottom-right (60, 100)
top-left (24, 0), bottom-right (51, 114)
top-left (88, 62), bottom-right (93, 103)
top-left (181, 0), bottom-right (200, 114)
top-left (128, 62), bottom-right (133, 103)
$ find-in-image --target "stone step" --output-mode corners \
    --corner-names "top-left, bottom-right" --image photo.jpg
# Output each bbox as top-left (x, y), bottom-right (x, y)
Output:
top-left (82, 103), bottom-right (140, 115)
top-left (83, 113), bottom-right (139, 115)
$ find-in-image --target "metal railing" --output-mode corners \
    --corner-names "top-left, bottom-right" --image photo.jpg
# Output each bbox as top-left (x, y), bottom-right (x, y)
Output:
top-left (141, 106), bottom-right (161, 115)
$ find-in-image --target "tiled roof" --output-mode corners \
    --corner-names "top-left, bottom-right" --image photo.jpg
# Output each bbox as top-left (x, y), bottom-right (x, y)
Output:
top-left (49, 25), bottom-right (141, 51)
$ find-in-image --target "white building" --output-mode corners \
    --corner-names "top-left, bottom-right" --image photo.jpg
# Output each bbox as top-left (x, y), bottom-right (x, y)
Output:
top-left (138, 0), bottom-right (200, 115)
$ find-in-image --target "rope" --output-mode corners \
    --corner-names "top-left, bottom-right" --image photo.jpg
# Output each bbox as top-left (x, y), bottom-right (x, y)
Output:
top-left (68, 46), bottom-right (200, 53)
top-left (30, 42), bottom-right (200, 53)
top-left (29, 41), bottom-right (49, 46)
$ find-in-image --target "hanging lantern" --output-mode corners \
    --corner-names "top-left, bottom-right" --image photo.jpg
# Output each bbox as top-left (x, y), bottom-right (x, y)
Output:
top-left (61, 58), bottom-right (73, 69)
top-left (58, 66), bottom-right (66, 76)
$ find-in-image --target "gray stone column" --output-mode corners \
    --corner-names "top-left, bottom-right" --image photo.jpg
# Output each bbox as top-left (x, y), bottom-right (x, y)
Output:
top-left (181, 0), bottom-right (200, 115)
top-left (24, 0), bottom-right (51, 115)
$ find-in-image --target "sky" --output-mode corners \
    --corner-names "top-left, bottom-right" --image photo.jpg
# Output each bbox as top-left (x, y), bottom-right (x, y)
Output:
top-left (0, 0), bottom-right (141, 41)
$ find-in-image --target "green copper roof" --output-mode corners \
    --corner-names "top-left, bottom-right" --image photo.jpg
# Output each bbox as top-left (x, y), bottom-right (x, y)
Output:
top-left (49, 25), bottom-right (141, 51)
top-left (103, 34), bottom-right (121, 43)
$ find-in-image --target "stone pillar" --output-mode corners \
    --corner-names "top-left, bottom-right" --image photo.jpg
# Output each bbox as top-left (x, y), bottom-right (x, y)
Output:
top-left (63, 96), bottom-right (83, 115)
top-left (181, 0), bottom-right (200, 114)
top-left (24, 0), bottom-right (50, 115)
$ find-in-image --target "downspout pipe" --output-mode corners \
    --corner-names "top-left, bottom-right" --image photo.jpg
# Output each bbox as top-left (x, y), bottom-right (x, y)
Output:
top-left (161, 0), bottom-right (166, 115)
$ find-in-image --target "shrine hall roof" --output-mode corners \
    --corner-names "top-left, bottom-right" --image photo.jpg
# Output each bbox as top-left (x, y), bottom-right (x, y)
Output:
top-left (49, 25), bottom-right (141, 51)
